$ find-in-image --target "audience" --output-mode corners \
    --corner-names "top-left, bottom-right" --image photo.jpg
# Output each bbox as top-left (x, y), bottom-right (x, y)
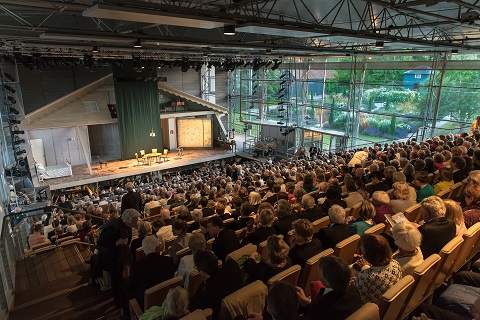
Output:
top-left (419, 196), bottom-right (456, 258)
top-left (414, 171), bottom-right (435, 203)
top-left (242, 208), bottom-right (276, 246)
top-left (463, 184), bottom-right (480, 228)
top-left (169, 220), bottom-right (191, 258)
top-left (289, 219), bottom-right (322, 270)
top-left (316, 205), bottom-right (350, 250)
top-left (208, 216), bottom-right (240, 262)
top-left (177, 233), bottom-right (206, 290)
top-left (433, 167), bottom-right (454, 194)
top-left (444, 199), bottom-right (467, 236)
top-left (390, 182), bottom-right (415, 213)
top-left (352, 234), bottom-right (403, 304)
top-left (371, 191), bottom-right (394, 224)
top-left (297, 256), bottom-right (363, 320)
top-left (392, 221), bottom-right (424, 275)
top-left (273, 199), bottom-right (298, 238)
top-left (350, 201), bottom-right (376, 236)
top-left (140, 286), bottom-right (189, 320)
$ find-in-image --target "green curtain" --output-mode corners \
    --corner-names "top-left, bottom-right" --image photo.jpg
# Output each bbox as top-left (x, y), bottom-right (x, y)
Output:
top-left (114, 81), bottom-right (162, 160)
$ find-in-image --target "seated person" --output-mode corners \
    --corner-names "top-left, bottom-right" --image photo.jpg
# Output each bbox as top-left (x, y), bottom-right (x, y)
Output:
top-left (187, 209), bottom-right (203, 233)
top-left (130, 221), bottom-right (151, 261)
top-left (140, 287), bottom-right (190, 320)
top-left (262, 281), bottom-right (302, 320)
top-left (273, 199), bottom-right (299, 238)
top-left (190, 250), bottom-right (243, 319)
top-left (208, 216), bottom-right (240, 262)
top-left (433, 167), bottom-right (454, 195)
top-left (242, 208), bottom-right (277, 246)
top-left (77, 220), bottom-right (93, 243)
top-left (298, 194), bottom-right (321, 222)
top-left (297, 256), bottom-right (363, 320)
top-left (419, 196), bottom-right (456, 258)
top-left (289, 219), bottom-right (322, 270)
top-left (177, 233), bottom-right (206, 290)
top-left (371, 191), bottom-right (394, 224)
top-left (316, 205), bottom-right (351, 250)
top-left (352, 234), bottom-right (403, 304)
top-left (390, 182), bottom-right (414, 214)
top-left (350, 201), bottom-right (376, 236)
top-left (392, 221), bottom-right (424, 276)
top-left (169, 220), bottom-right (191, 258)
top-left (29, 223), bottom-right (47, 247)
top-left (244, 235), bottom-right (292, 284)
top-left (414, 171), bottom-right (435, 203)
top-left (444, 199), bottom-right (467, 236)
top-left (121, 235), bottom-right (174, 317)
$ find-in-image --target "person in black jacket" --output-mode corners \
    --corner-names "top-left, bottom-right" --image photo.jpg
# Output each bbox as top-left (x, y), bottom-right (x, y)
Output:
top-left (273, 199), bottom-right (298, 238)
top-left (418, 196), bottom-right (456, 258)
top-left (121, 235), bottom-right (174, 316)
top-left (120, 182), bottom-right (141, 214)
top-left (208, 216), bottom-right (240, 261)
top-left (289, 219), bottom-right (322, 272)
top-left (316, 205), bottom-right (351, 250)
top-left (242, 208), bottom-right (276, 246)
top-left (451, 156), bottom-right (467, 183)
top-left (94, 209), bottom-right (140, 307)
top-left (296, 256), bottom-right (362, 320)
top-left (190, 250), bottom-right (243, 319)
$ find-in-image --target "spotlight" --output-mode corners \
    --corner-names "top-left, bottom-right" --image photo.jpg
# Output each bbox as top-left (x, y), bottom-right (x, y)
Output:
top-left (278, 94), bottom-right (284, 99)
top-left (10, 118), bottom-right (21, 125)
top-left (134, 39), bottom-right (142, 48)
top-left (3, 73), bottom-right (15, 82)
top-left (4, 85), bottom-right (15, 93)
top-left (7, 96), bottom-right (16, 104)
top-left (278, 87), bottom-right (285, 93)
top-left (271, 59), bottom-right (282, 71)
top-left (92, 46), bottom-right (99, 53)
top-left (249, 102), bottom-right (255, 109)
top-left (15, 149), bottom-right (26, 156)
top-left (280, 73), bottom-right (287, 79)
top-left (9, 108), bottom-right (19, 115)
top-left (451, 49), bottom-right (458, 54)
top-left (223, 25), bottom-right (236, 36)
top-left (12, 129), bottom-right (24, 134)
top-left (266, 49), bottom-right (272, 54)
top-left (277, 121), bottom-right (285, 125)
top-left (375, 41), bottom-right (384, 48)
top-left (278, 108), bottom-right (285, 112)
top-left (13, 136), bottom-right (25, 145)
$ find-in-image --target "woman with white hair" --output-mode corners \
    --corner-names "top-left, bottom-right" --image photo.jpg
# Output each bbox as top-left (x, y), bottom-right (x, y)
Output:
top-left (392, 221), bottom-right (424, 275)
top-left (177, 233), bottom-right (206, 290)
top-left (140, 287), bottom-right (190, 320)
top-left (390, 182), bottom-right (414, 214)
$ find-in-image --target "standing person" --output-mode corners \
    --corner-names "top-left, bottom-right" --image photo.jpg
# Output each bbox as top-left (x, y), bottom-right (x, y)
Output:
top-left (470, 115), bottom-right (480, 136)
top-left (93, 208), bottom-right (140, 308)
top-left (121, 182), bottom-right (141, 214)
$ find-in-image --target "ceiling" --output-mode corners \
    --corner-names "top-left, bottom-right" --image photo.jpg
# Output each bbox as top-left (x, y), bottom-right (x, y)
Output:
top-left (1, 0), bottom-right (480, 62)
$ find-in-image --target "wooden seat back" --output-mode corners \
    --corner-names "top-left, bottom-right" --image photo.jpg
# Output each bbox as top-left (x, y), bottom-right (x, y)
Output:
top-left (378, 275), bottom-right (415, 320)
top-left (404, 204), bottom-right (422, 223)
top-left (226, 243), bottom-right (257, 261)
top-left (451, 222), bottom-right (480, 273)
top-left (297, 248), bottom-right (334, 296)
top-left (144, 276), bottom-right (183, 310)
top-left (400, 254), bottom-right (441, 319)
top-left (334, 234), bottom-right (360, 264)
top-left (312, 216), bottom-right (330, 234)
top-left (364, 223), bottom-right (385, 235)
top-left (346, 302), bottom-right (380, 320)
top-left (267, 264), bottom-right (301, 288)
top-left (449, 182), bottom-right (463, 200)
top-left (436, 188), bottom-right (451, 200)
top-left (218, 280), bottom-right (268, 320)
top-left (349, 202), bottom-right (362, 219)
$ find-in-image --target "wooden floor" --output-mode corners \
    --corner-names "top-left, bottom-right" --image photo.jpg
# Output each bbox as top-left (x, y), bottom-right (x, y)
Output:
top-left (38, 148), bottom-right (238, 190)
top-left (11, 245), bottom-right (120, 320)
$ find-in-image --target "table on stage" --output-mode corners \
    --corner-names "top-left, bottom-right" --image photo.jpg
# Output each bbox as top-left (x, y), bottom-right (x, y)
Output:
top-left (214, 139), bottom-right (236, 152)
top-left (144, 152), bottom-right (164, 165)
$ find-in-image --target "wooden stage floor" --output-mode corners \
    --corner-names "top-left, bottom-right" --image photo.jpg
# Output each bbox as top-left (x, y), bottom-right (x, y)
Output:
top-left (39, 149), bottom-right (239, 190)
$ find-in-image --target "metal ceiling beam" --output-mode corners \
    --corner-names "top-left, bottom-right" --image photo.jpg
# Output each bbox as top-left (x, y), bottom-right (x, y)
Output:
top-left (0, 0), bottom-right (88, 13)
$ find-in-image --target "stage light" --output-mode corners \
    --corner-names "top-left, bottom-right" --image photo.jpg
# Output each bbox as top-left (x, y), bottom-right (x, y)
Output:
top-left (451, 49), bottom-right (458, 54)
top-left (10, 118), bottom-right (21, 125)
top-left (10, 108), bottom-right (19, 115)
top-left (4, 85), bottom-right (15, 93)
top-left (266, 49), bottom-right (272, 54)
top-left (249, 102), bottom-right (255, 109)
top-left (12, 129), bottom-right (24, 134)
top-left (278, 108), bottom-right (285, 112)
top-left (375, 41), bottom-right (384, 48)
top-left (278, 87), bottom-right (285, 93)
top-left (277, 121), bottom-right (285, 125)
top-left (13, 136), bottom-right (25, 145)
top-left (92, 46), bottom-right (99, 53)
top-left (3, 73), bottom-right (15, 82)
top-left (7, 96), bottom-right (16, 104)
top-left (280, 73), bottom-right (287, 79)
top-left (271, 59), bottom-right (282, 71)
top-left (223, 25), bottom-right (236, 36)
top-left (15, 149), bottom-right (26, 156)
top-left (134, 39), bottom-right (142, 48)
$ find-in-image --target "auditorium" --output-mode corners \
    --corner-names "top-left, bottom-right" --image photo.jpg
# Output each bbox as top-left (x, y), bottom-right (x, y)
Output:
top-left (0, 1), bottom-right (480, 319)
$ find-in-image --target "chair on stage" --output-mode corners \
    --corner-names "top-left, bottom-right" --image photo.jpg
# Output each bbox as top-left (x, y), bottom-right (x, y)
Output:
top-left (162, 148), bottom-right (169, 162)
top-left (97, 156), bottom-right (107, 169)
top-left (135, 152), bottom-right (147, 166)
top-left (152, 148), bottom-right (157, 154)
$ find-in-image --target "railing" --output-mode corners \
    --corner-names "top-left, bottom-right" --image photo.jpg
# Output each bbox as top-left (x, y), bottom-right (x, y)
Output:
top-left (0, 204), bottom-right (108, 318)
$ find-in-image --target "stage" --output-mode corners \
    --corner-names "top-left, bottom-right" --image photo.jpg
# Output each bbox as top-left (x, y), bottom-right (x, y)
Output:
top-left (37, 149), bottom-right (244, 190)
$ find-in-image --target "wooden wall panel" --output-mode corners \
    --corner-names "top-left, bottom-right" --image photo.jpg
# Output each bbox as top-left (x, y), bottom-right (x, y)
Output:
top-left (177, 118), bottom-right (212, 148)
top-left (158, 69), bottom-right (201, 97)
top-left (88, 123), bottom-right (120, 157)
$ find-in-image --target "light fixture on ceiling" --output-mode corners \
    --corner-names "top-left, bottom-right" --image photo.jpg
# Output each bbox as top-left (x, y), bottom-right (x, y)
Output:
top-left (223, 25), bottom-right (236, 36)
top-left (451, 49), bottom-right (458, 54)
top-left (375, 41), bottom-right (384, 48)
top-left (92, 46), bottom-right (99, 53)
top-left (265, 49), bottom-right (272, 54)
top-left (134, 39), bottom-right (142, 48)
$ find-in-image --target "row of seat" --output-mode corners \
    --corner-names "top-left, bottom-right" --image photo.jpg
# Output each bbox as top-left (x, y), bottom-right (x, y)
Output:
top-left (30, 236), bottom-right (82, 253)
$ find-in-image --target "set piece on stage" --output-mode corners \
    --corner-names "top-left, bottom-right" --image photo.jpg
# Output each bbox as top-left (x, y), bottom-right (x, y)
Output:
top-left (135, 149), bottom-right (169, 166)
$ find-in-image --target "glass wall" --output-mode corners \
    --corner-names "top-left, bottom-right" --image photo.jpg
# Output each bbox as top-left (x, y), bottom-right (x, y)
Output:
top-left (229, 54), bottom-right (480, 153)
